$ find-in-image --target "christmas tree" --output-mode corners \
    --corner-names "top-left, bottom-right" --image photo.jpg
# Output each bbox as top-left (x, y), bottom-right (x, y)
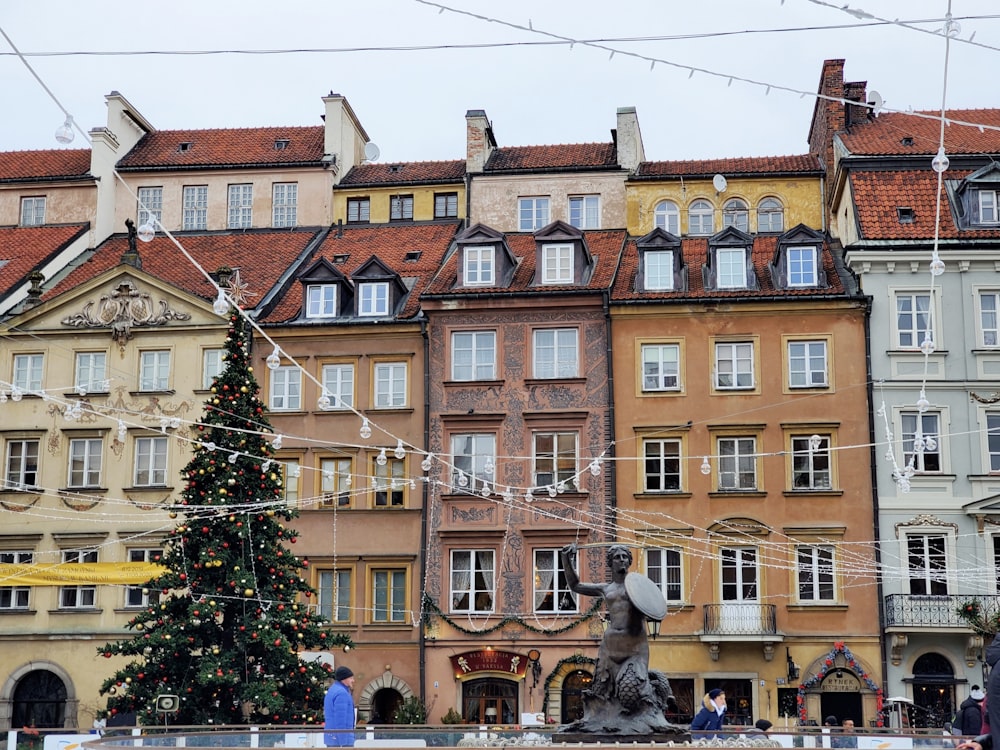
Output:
top-left (97, 308), bottom-right (351, 725)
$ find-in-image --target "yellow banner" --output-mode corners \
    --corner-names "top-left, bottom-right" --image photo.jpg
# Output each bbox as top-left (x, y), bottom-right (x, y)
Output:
top-left (0, 562), bottom-right (167, 586)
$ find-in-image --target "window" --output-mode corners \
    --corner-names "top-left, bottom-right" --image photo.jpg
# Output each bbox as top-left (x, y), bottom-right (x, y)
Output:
top-left (722, 199), bottom-right (749, 231)
top-left (902, 412), bottom-right (941, 472)
top-left (541, 244), bottom-right (573, 285)
top-left (715, 342), bottom-right (754, 389)
top-left (519, 197), bottom-right (550, 231)
top-left (359, 282), bottom-right (389, 316)
top-left (347, 198), bottom-right (370, 224)
top-left (787, 247), bottom-right (818, 287)
top-left (896, 293), bottom-right (932, 349)
top-left (788, 341), bottom-right (828, 388)
top-left (374, 362), bottom-right (407, 408)
top-left (59, 549), bottom-right (98, 608)
top-left (270, 366), bottom-right (302, 411)
top-left (227, 184), bottom-right (253, 229)
top-left (434, 193), bottom-right (458, 219)
top-left (134, 436), bottom-right (168, 486)
top-left (534, 549), bottom-right (577, 613)
top-left (533, 328), bottom-right (578, 379)
top-left (979, 190), bottom-right (999, 224)
top-left (641, 343), bottom-right (680, 392)
top-left (272, 183), bottom-right (298, 227)
top-left (451, 550), bottom-right (495, 613)
top-left (791, 435), bottom-right (831, 489)
top-left (68, 438), bottom-right (102, 488)
top-left (644, 250), bottom-right (674, 291)
top-left (12, 353), bottom-right (43, 392)
top-left (20, 197), bottom-right (45, 226)
top-left (797, 545), bottom-right (835, 601)
top-left (183, 185), bottom-right (208, 230)
top-left (988, 414), bottom-right (1000, 472)
top-left (125, 548), bottom-right (161, 607)
top-left (981, 292), bottom-right (1000, 347)
top-left (688, 199), bottom-right (714, 235)
top-left (374, 456), bottom-right (405, 507)
top-left (569, 195), bottom-right (600, 229)
top-left (307, 284), bottom-right (337, 318)
top-left (463, 246), bottom-right (495, 286)
top-left (653, 201), bottom-right (679, 234)
top-left (74, 352), bottom-right (107, 394)
top-left (907, 534), bottom-right (947, 595)
top-left (533, 432), bottom-right (577, 487)
top-left (721, 547), bottom-right (758, 602)
top-left (451, 433), bottom-right (496, 490)
top-left (321, 364), bottom-right (354, 409)
top-left (757, 198), bottom-right (784, 232)
top-left (390, 195), bottom-right (414, 221)
top-left (4, 439), bottom-right (39, 490)
top-left (716, 247), bottom-right (747, 289)
top-left (320, 457), bottom-right (353, 507)
top-left (646, 547), bottom-right (682, 602)
top-left (718, 437), bottom-right (757, 491)
top-left (137, 187), bottom-right (162, 227)
top-left (451, 331), bottom-right (496, 381)
top-left (0, 551), bottom-right (32, 610)
top-left (643, 439), bottom-right (681, 492)
top-left (139, 350), bottom-right (170, 391)
top-left (372, 568), bottom-right (406, 622)
top-left (282, 459), bottom-right (300, 508)
top-left (319, 569), bottom-right (352, 623)
top-left (202, 349), bottom-right (224, 390)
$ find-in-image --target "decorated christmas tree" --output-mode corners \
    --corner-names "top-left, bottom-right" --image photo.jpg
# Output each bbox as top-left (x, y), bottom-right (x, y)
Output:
top-left (97, 308), bottom-right (351, 725)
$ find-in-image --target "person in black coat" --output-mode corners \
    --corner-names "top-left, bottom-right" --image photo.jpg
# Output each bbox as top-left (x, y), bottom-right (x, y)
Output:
top-left (955, 687), bottom-right (986, 737)
top-left (957, 635), bottom-right (1000, 750)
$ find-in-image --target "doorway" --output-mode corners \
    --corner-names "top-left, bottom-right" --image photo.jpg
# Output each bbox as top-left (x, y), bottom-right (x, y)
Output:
top-left (462, 678), bottom-right (518, 724)
top-left (12, 670), bottom-right (67, 728)
top-left (369, 687), bottom-right (403, 724)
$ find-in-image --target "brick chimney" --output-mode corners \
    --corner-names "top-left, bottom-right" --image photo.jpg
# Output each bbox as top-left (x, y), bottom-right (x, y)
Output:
top-left (807, 59), bottom-right (846, 177)
top-left (844, 80), bottom-right (870, 128)
top-left (466, 110), bottom-right (496, 174)
top-left (614, 107), bottom-right (645, 173)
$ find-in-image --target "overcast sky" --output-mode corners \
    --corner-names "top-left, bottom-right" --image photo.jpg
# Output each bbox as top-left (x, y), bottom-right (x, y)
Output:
top-left (2, 1), bottom-right (998, 164)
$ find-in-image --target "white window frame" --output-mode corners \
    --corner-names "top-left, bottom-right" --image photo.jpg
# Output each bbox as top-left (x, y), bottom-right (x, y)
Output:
top-left (717, 436), bottom-right (757, 491)
top-left (791, 435), bottom-right (832, 490)
top-left (434, 192), bottom-right (458, 219)
top-left (359, 282), bottom-right (389, 316)
top-left (389, 194), bottom-right (414, 221)
top-left (75, 351), bottom-right (107, 394)
top-left (373, 362), bottom-right (407, 408)
top-left (568, 195), bottom-right (600, 229)
top-left (894, 292), bottom-right (933, 349)
top-left (321, 364), bottom-right (354, 410)
top-left (282, 459), bottom-right (300, 508)
top-left (137, 186), bottom-right (163, 226)
top-left (319, 569), bottom-right (352, 623)
top-left (202, 349), bottom-right (224, 390)
top-left (306, 284), bottom-right (337, 318)
top-left (901, 411), bottom-right (942, 473)
top-left (59, 549), bottom-right (97, 609)
top-left (373, 456), bottom-right (406, 507)
top-left (451, 331), bottom-right (496, 381)
top-left (653, 200), bottom-right (680, 234)
top-left (450, 549), bottom-right (495, 613)
top-left (183, 185), bottom-right (208, 230)
top-left (450, 433), bottom-right (496, 490)
top-left (979, 291), bottom-right (1000, 347)
top-left (463, 246), bottom-right (495, 286)
top-left (272, 182), bottom-right (298, 227)
top-left (139, 350), bottom-right (170, 391)
top-left (757, 198), bottom-right (784, 232)
top-left (347, 197), bottom-right (370, 223)
top-left (716, 247), bottom-right (747, 289)
top-left (641, 343), bottom-right (680, 392)
top-left (533, 548), bottom-right (577, 613)
top-left (979, 189), bottom-right (999, 224)
top-left (987, 413), bottom-right (1000, 472)
top-left (125, 548), bottom-right (162, 607)
top-left (714, 341), bottom-right (754, 389)
top-left (134, 436), bottom-right (168, 487)
top-left (787, 246), bottom-right (818, 287)
top-left (518, 197), bottom-right (550, 231)
top-left (20, 197), bottom-right (45, 226)
top-left (643, 438), bottom-right (682, 493)
top-left (0, 551), bottom-right (32, 610)
top-left (796, 545), bottom-right (835, 602)
top-left (688, 199), bottom-right (714, 235)
top-left (788, 340), bottom-right (828, 388)
top-left (533, 328), bottom-right (578, 379)
top-left (270, 366), bottom-right (302, 411)
top-left (68, 438), bottom-right (103, 488)
top-left (646, 547), bottom-right (683, 602)
top-left (532, 431), bottom-right (577, 488)
top-left (906, 533), bottom-right (949, 595)
top-left (4, 439), bottom-right (39, 491)
top-left (644, 250), bottom-right (674, 291)
top-left (13, 353), bottom-right (43, 392)
top-left (722, 198), bottom-right (749, 231)
top-left (227, 184), bottom-right (253, 229)
top-left (721, 546), bottom-right (759, 602)
top-left (320, 457), bottom-right (353, 507)
top-left (541, 244), bottom-right (574, 285)
top-left (372, 568), bottom-right (407, 622)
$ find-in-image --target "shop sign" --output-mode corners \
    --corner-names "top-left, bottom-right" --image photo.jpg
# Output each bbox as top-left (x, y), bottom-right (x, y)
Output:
top-left (451, 649), bottom-right (528, 679)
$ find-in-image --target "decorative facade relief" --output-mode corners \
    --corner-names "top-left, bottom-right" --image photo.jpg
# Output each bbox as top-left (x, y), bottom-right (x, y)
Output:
top-left (61, 279), bottom-right (192, 347)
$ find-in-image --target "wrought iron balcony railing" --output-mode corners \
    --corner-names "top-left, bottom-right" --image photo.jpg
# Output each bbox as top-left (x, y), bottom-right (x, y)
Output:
top-left (702, 603), bottom-right (777, 636)
top-left (883, 593), bottom-right (1000, 628)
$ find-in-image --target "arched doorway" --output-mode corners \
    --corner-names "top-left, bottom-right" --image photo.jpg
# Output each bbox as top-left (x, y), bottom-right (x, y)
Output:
top-left (560, 669), bottom-right (592, 724)
top-left (12, 670), bottom-right (67, 728)
top-left (369, 687), bottom-right (403, 724)
top-left (462, 678), bottom-right (517, 724)
top-left (910, 652), bottom-right (955, 728)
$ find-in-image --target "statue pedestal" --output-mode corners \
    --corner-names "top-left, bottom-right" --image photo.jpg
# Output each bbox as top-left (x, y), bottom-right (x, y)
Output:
top-left (553, 729), bottom-right (692, 744)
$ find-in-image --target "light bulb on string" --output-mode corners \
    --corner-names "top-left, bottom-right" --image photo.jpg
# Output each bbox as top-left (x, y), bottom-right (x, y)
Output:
top-left (394, 440), bottom-right (406, 460)
top-left (808, 434), bottom-right (822, 452)
top-left (457, 470), bottom-right (468, 488)
top-left (229, 452), bottom-right (238, 464)
top-left (0, 391), bottom-right (7, 403)
top-left (137, 218), bottom-right (156, 243)
top-left (289, 464), bottom-right (301, 478)
top-left (266, 347), bottom-right (281, 370)
top-left (929, 253), bottom-right (945, 277)
top-left (421, 453), bottom-right (433, 472)
top-left (483, 458), bottom-right (494, 476)
top-left (700, 456), bottom-right (711, 475)
top-left (480, 481), bottom-right (491, 497)
top-left (931, 146), bottom-right (950, 173)
top-left (54, 115), bottom-right (75, 144)
top-left (11, 387), bottom-right (22, 402)
top-left (272, 434), bottom-right (283, 450)
top-left (916, 390), bottom-right (930, 413)
top-left (376, 448), bottom-right (387, 467)
top-left (920, 335), bottom-right (936, 355)
top-left (213, 289), bottom-right (229, 316)
top-left (925, 435), bottom-right (938, 451)
top-left (525, 489), bottom-right (534, 503)
top-left (317, 391), bottom-right (331, 410)
top-left (547, 485), bottom-right (558, 498)
top-left (359, 418), bottom-right (372, 440)
top-left (409, 478), bottom-right (416, 490)
top-left (557, 482), bottom-right (567, 494)
top-left (118, 420), bottom-right (127, 442)
top-left (589, 458), bottom-right (602, 476)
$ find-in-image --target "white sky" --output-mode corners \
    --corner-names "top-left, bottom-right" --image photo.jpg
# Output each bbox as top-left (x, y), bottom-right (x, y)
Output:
top-left (1, 1), bottom-right (999, 164)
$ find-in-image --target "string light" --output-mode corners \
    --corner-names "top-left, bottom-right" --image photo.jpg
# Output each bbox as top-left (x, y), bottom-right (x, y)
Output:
top-left (266, 346), bottom-right (281, 370)
top-left (137, 219), bottom-right (156, 243)
top-left (376, 448), bottom-right (387, 466)
top-left (421, 453), bottom-right (433, 472)
top-left (317, 391), bottom-right (331, 410)
top-left (212, 289), bottom-right (229, 316)
top-left (394, 439), bottom-right (406, 460)
top-left (272, 434), bottom-right (283, 450)
top-left (54, 115), bottom-right (74, 144)
top-left (700, 456), bottom-right (711, 475)
top-left (359, 418), bottom-right (372, 440)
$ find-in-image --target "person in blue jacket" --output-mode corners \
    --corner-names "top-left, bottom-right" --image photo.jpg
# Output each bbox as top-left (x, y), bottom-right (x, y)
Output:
top-left (324, 666), bottom-right (356, 747)
top-left (690, 688), bottom-right (727, 738)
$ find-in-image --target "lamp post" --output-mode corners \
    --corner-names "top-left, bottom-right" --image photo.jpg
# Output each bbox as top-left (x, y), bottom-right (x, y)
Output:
top-left (646, 618), bottom-right (662, 640)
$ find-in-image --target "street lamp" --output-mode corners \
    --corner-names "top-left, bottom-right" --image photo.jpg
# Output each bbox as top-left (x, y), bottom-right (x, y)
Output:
top-left (646, 618), bottom-right (662, 640)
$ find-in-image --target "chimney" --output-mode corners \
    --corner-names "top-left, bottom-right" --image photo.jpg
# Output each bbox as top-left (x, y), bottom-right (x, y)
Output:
top-left (322, 93), bottom-right (370, 184)
top-left (466, 110), bottom-right (496, 174)
top-left (844, 80), bottom-right (869, 128)
top-left (808, 59), bottom-right (846, 177)
top-left (614, 107), bottom-right (645, 173)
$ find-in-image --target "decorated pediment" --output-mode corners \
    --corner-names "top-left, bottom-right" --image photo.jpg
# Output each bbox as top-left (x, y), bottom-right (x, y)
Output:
top-left (60, 279), bottom-right (192, 347)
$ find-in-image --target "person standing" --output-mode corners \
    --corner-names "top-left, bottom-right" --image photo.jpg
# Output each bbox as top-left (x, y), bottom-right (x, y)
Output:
top-left (690, 688), bottom-right (727, 738)
top-left (957, 634), bottom-right (1000, 750)
top-left (324, 666), bottom-right (356, 747)
top-left (955, 687), bottom-right (986, 737)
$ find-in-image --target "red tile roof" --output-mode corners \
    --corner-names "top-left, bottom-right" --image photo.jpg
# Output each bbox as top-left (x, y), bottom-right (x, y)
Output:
top-left (636, 154), bottom-right (821, 178)
top-left (340, 160), bottom-right (465, 186)
top-left (0, 149), bottom-right (91, 182)
top-left (849, 169), bottom-right (1000, 240)
top-left (0, 223), bottom-right (89, 298)
top-left (423, 230), bottom-right (626, 297)
top-left (116, 127), bottom-right (326, 170)
top-left (44, 229), bottom-right (321, 305)
top-left (263, 222), bottom-right (460, 323)
top-left (611, 235), bottom-right (845, 301)
top-left (839, 110), bottom-right (1000, 156)
top-left (485, 143), bottom-right (618, 172)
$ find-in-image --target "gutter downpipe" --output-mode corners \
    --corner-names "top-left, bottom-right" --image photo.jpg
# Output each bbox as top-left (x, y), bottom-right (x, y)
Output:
top-left (603, 290), bottom-right (617, 540)
top-left (418, 317), bottom-right (430, 705)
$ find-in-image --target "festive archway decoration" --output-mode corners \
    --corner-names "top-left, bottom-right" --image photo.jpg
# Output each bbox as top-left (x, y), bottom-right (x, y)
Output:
top-left (797, 641), bottom-right (883, 726)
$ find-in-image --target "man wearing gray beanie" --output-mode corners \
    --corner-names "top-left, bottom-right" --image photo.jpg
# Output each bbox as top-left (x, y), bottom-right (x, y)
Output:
top-left (324, 665), bottom-right (356, 746)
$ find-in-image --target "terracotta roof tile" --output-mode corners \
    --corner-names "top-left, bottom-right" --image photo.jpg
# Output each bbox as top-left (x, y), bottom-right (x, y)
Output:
top-left (0, 223), bottom-right (89, 299)
top-left (611, 235), bottom-right (844, 301)
top-left (840, 110), bottom-right (1000, 156)
top-left (339, 160), bottom-right (465, 186)
top-left (485, 143), bottom-right (617, 172)
top-left (636, 154), bottom-right (821, 178)
top-left (263, 222), bottom-right (460, 323)
top-left (44, 229), bottom-right (320, 305)
top-left (0, 149), bottom-right (91, 182)
top-left (116, 127), bottom-right (326, 170)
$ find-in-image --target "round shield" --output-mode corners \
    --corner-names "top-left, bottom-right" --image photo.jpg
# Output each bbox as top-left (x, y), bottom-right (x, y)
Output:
top-left (625, 572), bottom-right (667, 621)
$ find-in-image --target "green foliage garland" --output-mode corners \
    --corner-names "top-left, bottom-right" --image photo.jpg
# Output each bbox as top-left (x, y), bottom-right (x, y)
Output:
top-left (421, 593), bottom-right (603, 636)
top-left (957, 598), bottom-right (1000, 635)
top-left (541, 654), bottom-right (597, 715)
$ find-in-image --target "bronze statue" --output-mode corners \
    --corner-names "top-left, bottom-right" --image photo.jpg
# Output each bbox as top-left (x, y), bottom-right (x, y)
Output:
top-left (556, 543), bottom-right (686, 739)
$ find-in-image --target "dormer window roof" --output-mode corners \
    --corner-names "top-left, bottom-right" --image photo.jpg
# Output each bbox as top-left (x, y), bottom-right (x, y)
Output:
top-left (769, 224), bottom-right (828, 290)
top-left (704, 226), bottom-right (756, 291)
top-left (952, 161), bottom-right (1000, 228)
top-left (454, 223), bottom-right (517, 290)
top-left (296, 257), bottom-right (351, 320)
top-left (351, 256), bottom-right (407, 317)
top-left (532, 220), bottom-right (592, 287)
top-left (634, 227), bottom-right (685, 292)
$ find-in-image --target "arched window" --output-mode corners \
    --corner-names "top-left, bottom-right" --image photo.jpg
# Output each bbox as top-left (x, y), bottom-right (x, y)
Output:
top-left (722, 198), bottom-right (749, 231)
top-left (910, 652), bottom-right (955, 729)
top-left (653, 201), bottom-right (679, 235)
top-left (561, 669), bottom-right (593, 724)
top-left (757, 197), bottom-right (784, 232)
top-left (688, 200), bottom-right (714, 235)
top-left (370, 687), bottom-right (404, 724)
top-left (12, 669), bottom-right (67, 728)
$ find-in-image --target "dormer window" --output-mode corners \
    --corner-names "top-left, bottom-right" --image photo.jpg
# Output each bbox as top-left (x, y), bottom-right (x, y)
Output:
top-left (541, 244), bottom-right (573, 285)
top-left (275, 139), bottom-right (290, 150)
top-left (306, 284), bottom-right (337, 318)
top-left (979, 190), bottom-right (999, 224)
top-left (786, 246), bottom-right (818, 287)
top-left (644, 250), bottom-right (674, 291)
top-left (359, 282), bottom-right (390, 316)
top-left (178, 142), bottom-right (193, 152)
top-left (770, 224), bottom-right (827, 290)
top-left (717, 247), bottom-right (747, 289)
top-left (897, 207), bottom-right (916, 224)
top-left (464, 246), bottom-right (495, 286)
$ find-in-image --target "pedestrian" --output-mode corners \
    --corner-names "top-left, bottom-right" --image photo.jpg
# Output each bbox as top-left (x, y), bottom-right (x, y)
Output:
top-left (956, 634), bottom-right (1000, 750)
top-left (690, 688), bottom-right (727, 739)
top-left (955, 686), bottom-right (986, 737)
top-left (833, 718), bottom-right (858, 748)
top-left (746, 719), bottom-right (772, 735)
top-left (324, 665), bottom-right (356, 747)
